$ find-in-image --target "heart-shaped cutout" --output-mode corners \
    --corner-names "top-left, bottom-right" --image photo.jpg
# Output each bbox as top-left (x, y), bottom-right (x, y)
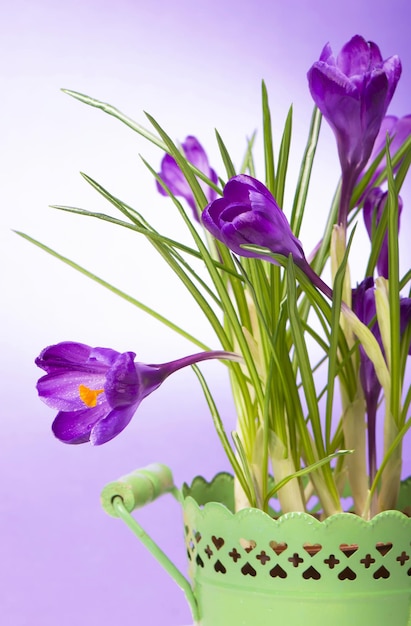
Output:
top-left (339, 543), bottom-right (358, 558)
top-left (269, 541), bottom-right (288, 555)
top-left (338, 566), bottom-right (357, 580)
top-left (214, 559), bottom-right (227, 574)
top-left (269, 564), bottom-right (287, 579)
top-left (376, 542), bottom-right (393, 556)
top-left (241, 562), bottom-right (257, 577)
top-left (302, 565), bottom-right (321, 580)
top-left (373, 565), bottom-right (390, 579)
top-left (303, 543), bottom-right (322, 556)
top-left (240, 538), bottom-right (256, 553)
top-left (212, 535), bottom-right (225, 550)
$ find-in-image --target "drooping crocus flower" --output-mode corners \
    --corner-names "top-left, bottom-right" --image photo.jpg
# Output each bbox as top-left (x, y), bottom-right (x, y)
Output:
top-left (36, 341), bottom-right (240, 445)
top-left (156, 135), bottom-right (218, 221)
top-left (363, 187), bottom-right (403, 278)
top-left (358, 115), bottom-right (411, 198)
top-left (202, 174), bottom-right (305, 262)
top-left (307, 35), bottom-right (402, 226)
top-left (201, 174), bottom-right (332, 298)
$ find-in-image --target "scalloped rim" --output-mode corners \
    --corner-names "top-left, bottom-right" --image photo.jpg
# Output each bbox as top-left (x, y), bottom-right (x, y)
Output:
top-left (183, 473), bottom-right (411, 527)
top-left (182, 472), bottom-right (233, 494)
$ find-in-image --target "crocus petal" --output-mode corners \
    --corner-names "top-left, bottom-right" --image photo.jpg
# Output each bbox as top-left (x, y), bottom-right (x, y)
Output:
top-left (104, 352), bottom-right (141, 408)
top-left (182, 137), bottom-right (219, 199)
top-left (352, 278), bottom-right (382, 411)
top-left (156, 135), bottom-right (218, 220)
top-left (337, 35), bottom-right (380, 76)
top-left (37, 370), bottom-right (107, 411)
top-left (370, 115), bottom-right (399, 159)
top-left (90, 404), bottom-right (140, 445)
top-left (156, 154), bottom-right (196, 208)
top-left (363, 187), bottom-right (403, 278)
top-left (400, 299), bottom-right (411, 355)
top-left (362, 70), bottom-right (390, 138)
top-left (35, 342), bottom-right (132, 411)
top-left (352, 277), bottom-right (377, 327)
top-left (182, 136), bottom-right (213, 175)
top-left (36, 341), bottom-right (121, 373)
top-left (357, 114), bottom-right (411, 199)
top-left (52, 403), bottom-right (108, 444)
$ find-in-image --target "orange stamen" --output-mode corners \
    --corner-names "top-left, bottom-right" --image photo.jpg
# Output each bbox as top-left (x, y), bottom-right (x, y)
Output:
top-left (79, 384), bottom-right (104, 408)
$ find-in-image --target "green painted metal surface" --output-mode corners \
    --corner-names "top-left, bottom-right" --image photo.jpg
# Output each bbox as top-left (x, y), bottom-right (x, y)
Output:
top-left (102, 467), bottom-right (411, 625)
top-left (184, 474), bottom-right (411, 625)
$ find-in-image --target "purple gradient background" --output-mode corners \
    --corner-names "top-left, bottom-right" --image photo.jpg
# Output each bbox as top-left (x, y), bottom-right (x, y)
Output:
top-left (2, 1), bottom-right (411, 624)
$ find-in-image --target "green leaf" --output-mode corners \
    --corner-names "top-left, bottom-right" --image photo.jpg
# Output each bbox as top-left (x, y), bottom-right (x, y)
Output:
top-left (386, 144), bottom-right (401, 427)
top-left (286, 256), bottom-right (325, 456)
top-left (239, 132), bottom-right (257, 175)
top-left (50, 204), bottom-right (211, 264)
top-left (140, 127), bottom-right (266, 416)
top-left (144, 113), bottom-right (209, 218)
top-left (274, 105), bottom-right (292, 209)
top-left (375, 140), bottom-right (403, 514)
top-left (14, 231), bottom-right (211, 350)
top-left (400, 269), bottom-right (411, 291)
top-left (215, 129), bottom-right (236, 179)
top-left (365, 196), bottom-right (389, 277)
top-left (62, 88), bottom-right (167, 150)
top-left (290, 107), bottom-right (322, 237)
top-left (391, 134), bottom-right (411, 192)
top-left (264, 450), bottom-right (352, 506)
top-left (191, 363), bottom-right (253, 504)
top-left (342, 305), bottom-right (390, 392)
top-left (232, 431), bottom-right (258, 508)
top-left (83, 163), bottom-right (232, 344)
top-left (366, 414), bottom-right (411, 515)
top-left (63, 89), bottom-right (221, 197)
top-left (286, 256), bottom-right (342, 512)
top-left (261, 81), bottom-right (275, 192)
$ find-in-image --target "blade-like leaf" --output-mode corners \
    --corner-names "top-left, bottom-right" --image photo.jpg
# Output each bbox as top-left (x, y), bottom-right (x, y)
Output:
top-left (290, 106), bottom-right (322, 237)
top-left (215, 129), bottom-right (236, 179)
top-left (274, 105), bottom-right (293, 208)
top-left (15, 231), bottom-right (212, 350)
top-left (261, 80), bottom-right (275, 192)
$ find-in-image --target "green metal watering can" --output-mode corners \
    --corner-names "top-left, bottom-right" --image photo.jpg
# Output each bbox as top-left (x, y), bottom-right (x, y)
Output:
top-left (101, 463), bottom-right (411, 626)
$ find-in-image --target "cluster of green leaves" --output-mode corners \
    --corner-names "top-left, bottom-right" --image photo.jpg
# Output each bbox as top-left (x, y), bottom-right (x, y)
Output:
top-left (17, 84), bottom-right (411, 518)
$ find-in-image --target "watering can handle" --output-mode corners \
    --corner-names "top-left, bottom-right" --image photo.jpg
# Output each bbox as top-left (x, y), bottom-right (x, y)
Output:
top-left (100, 463), bottom-right (199, 623)
top-left (100, 462), bottom-right (179, 515)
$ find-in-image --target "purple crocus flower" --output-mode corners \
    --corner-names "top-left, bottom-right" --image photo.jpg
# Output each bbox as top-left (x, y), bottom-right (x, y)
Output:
top-left (36, 341), bottom-right (239, 445)
top-left (363, 187), bottom-right (403, 278)
top-left (352, 278), bottom-right (411, 480)
top-left (307, 35), bottom-right (401, 226)
top-left (352, 278), bottom-right (411, 388)
top-left (156, 135), bottom-right (218, 221)
top-left (352, 277), bottom-right (383, 484)
top-left (352, 278), bottom-right (380, 409)
top-left (201, 174), bottom-right (306, 264)
top-left (201, 174), bottom-right (332, 298)
top-left (359, 115), bottom-right (411, 196)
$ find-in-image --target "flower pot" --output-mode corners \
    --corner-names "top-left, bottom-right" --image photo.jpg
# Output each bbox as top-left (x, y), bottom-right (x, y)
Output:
top-left (101, 465), bottom-right (411, 626)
